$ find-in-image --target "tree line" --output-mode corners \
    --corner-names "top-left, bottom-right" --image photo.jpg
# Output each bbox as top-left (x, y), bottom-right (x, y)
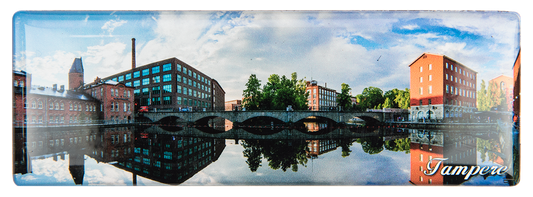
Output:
top-left (242, 73), bottom-right (410, 111)
top-left (476, 79), bottom-right (508, 111)
top-left (242, 72), bottom-right (309, 111)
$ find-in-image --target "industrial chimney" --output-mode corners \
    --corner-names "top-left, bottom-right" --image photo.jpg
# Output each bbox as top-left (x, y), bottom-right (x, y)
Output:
top-left (132, 38), bottom-right (136, 69)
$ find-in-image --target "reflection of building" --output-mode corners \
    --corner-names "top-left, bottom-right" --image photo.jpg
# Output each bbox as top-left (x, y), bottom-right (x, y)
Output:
top-left (306, 140), bottom-right (338, 158)
top-left (409, 53), bottom-right (477, 122)
top-left (112, 132), bottom-right (226, 184)
top-left (513, 50), bottom-right (521, 122)
top-left (489, 75), bottom-right (513, 111)
top-left (409, 130), bottom-right (477, 185)
top-left (306, 80), bottom-right (339, 111)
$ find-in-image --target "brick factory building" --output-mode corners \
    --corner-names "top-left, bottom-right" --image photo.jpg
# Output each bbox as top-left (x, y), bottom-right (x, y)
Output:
top-left (489, 75), bottom-right (513, 111)
top-left (84, 78), bottom-right (135, 122)
top-left (409, 53), bottom-right (477, 122)
top-left (85, 38), bottom-right (225, 112)
top-left (306, 80), bottom-right (339, 111)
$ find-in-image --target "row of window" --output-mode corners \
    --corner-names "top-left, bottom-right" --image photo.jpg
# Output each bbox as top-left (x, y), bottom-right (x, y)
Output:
top-left (446, 74), bottom-right (475, 89)
top-left (30, 135), bottom-right (93, 150)
top-left (29, 100), bottom-right (96, 112)
top-left (113, 63), bottom-right (211, 88)
top-left (446, 62), bottom-right (475, 80)
top-left (29, 115), bottom-right (91, 124)
top-left (445, 85), bottom-right (476, 99)
top-left (14, 80), bottom-right (25, 87)
top-left (110, 102), bottom-right (131, 112)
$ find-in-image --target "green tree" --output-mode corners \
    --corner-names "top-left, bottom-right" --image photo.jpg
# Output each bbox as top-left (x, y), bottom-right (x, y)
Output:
top-left (242, 74), bottom-right (262, 110)
top-left (477, 79), bottom-right (507, 111)
top-left (336, 83), bottom-right (353, 111)
top-left (355, 86), bottom-right (384, 110)
top-left (259, 72), bottom-right (308, 110)
top-left (382, 97), bottom-right (393, 108)
top-left (394, 88), bottom-right (410, 109)
top-left (477, 80), bottom-right (489, 111)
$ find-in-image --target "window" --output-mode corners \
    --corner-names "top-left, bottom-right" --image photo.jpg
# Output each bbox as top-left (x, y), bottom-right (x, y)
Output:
top-left (428, 86), bottom-right (432, 94)
top-left (429, 64), bottom-right (432, 70)
top-left (193, 72), bottom-right (197, 79)
top-left (420, 66), bottom-right (423, 72)
top-left (133, 71), bottom-right (140, 78)
top-left (152, 66), bottom-right (160, 74)
top-left (188, 70), bottom-right (192, 76)
top-left (152, 86), bottom-right (160, 95)
top-left (142, 78), bottom-right (150, 85)
top-left (152, 97), bottom-right (161, 105)
top-left (455, 87), bottom-right (458, 95)
top-left (133, 80), bottom-right (140, 87)
top-left (163, 84), bottom-right (172, 93)
top-left (188, 79), bottom-right (192, 86)
top-left (31, 101), bottom-right (36, 109)
top-left (177, 74), bottom-right (181, 82)
top-left (125, 82), bottom-right (132, 87)
top-left (163, 74), bottom-right (172, 82)
top-left (177, 97), bottom-right (182, 105)
top-left (177, 85), bottom-right (182, 93)
top-left (419, 87), bottom-right (423, 95)
top-left (112, 77), bottom-right (117, 82)
top-left (151, 76), bottom-right (160, 83)
top-left (428, 99), bottom-right (432, 105)
top-left (446, 85), bottom-right (449, 93)
top-left (142, 88), bottom-right (149, 95)
top-left (183, 87), bottom-right (188, 95)
top-left (183, 67), bottom-right (187, 74)
top-left (111, 88), bottom-right (115, 97)
top-left (125, 73), bottom-right (132, 80)
top-left (162, 63), bottom-right (172, 72)
top-left (429, 75), bottom-right (432, 81)
top-left (419, 77), bottom-right (423, 83)
top-left (189, 89), bottom-right (192, 96)
top-left (49, 102), bottom-right (53, 110)
top-left (163, 96), bottom-right (171, 105)
top-left (193, 81), bottom-right (197, 87)
top-left (451, 86), bottom-right (454, 94)
top-left (142, 68), bottom-right (150, 76)
top-left (183, 98), bottom-right (188, 105)
top-left (134, 89), bottom-right (140, 96)
top-left (446, 63), bottom-right (448, 69)
top-left (446, 74), bottom-right (448, 80)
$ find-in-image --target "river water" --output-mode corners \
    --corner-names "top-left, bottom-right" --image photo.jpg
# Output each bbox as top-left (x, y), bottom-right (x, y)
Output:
top-left (13, 122), bottom-right (517, 186)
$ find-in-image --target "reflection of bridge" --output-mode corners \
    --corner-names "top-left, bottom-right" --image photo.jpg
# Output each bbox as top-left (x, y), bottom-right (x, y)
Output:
top-left (140, 111), bottom-right (390, 124)
top-left (140, 125), bottom-right (409, 140)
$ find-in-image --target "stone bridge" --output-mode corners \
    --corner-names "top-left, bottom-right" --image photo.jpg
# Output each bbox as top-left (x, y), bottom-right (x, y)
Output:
top-left (139, 111), bottom-right (387, 124)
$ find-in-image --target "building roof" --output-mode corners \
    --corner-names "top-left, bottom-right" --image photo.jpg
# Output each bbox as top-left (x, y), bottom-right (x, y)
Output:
top-left (69, 57), bottom-right (84, 74)
top-left (407, 52), bottom-right (477, 73)
top-left (29, 85), bottom-right (96, 101)
top-left (13, 70), bottom-right (27, 76)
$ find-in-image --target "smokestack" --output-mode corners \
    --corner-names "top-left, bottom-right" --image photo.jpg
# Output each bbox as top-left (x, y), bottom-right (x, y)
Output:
top-left (132, 38), bottom-right (136, 69)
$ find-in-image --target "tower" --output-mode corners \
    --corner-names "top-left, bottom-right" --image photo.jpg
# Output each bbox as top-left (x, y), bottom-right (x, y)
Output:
top-left (69, 57), bottom-right (84, 90)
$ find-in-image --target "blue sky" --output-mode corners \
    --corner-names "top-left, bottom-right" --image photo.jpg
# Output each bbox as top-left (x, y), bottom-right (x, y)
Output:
top-left (13, 11), bottom-right (520, 100)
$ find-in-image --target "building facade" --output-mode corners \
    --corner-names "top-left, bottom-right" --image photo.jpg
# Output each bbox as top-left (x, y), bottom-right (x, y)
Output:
top-left (225, 99), bottom-right (242, 111)
top-left (306, 80), bottom-right (339, 111)
top-left (489, 75), bottom-right (513, 111)
top-left (87, 57), bottom-right (225, 112)
top-left (84, 78), bottom-right (135, 122)
top-left (26, 84), bottom-right (100, 125)
top-left (409, 53), bottom-right (477, 122)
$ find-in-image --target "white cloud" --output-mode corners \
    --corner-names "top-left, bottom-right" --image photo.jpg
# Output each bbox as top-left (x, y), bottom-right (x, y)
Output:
top-left (401, 24), bottom-right (419, 30)
top-left (101, 19), bottom-right (127, 35)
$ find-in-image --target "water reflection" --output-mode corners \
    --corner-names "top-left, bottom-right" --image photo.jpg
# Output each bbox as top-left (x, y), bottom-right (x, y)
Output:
top-left (13, 121), bottom-right (516, 185)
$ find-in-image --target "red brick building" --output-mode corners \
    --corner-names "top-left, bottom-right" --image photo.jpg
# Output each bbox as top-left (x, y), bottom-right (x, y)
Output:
top-left (13, 70), bottom-right (29, 126)
top-left (489, 75), bottom-right (513, 111)
top-left (306, 80), bottom-right (339, 111)
top-left (85, 78), bottom-right (135, 122)
top-left (409, 53), bottom-right (477, 122)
